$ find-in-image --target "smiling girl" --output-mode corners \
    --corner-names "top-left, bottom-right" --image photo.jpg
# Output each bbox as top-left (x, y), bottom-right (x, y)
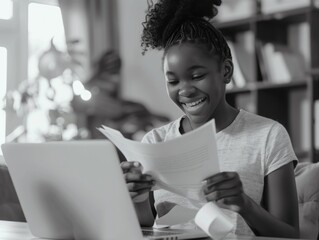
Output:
top-left (121, 0), bottom-right (299, 237)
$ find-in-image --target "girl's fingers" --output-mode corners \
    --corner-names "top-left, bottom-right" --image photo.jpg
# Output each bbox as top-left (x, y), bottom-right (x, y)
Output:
top-left (127, 181), bottom-right (155, 192)
top-left (124, 172), bottom-right (153, 182)
top-left (203, 172), bottom-right (238, 186)
top-left (204, 187), bottom-right (242, 202)
top-left (120, 161), bottom-right (143, 173)
top-left (215, 197), bottom-right (241, 212)
top-left (130, 188), bottom-right (151, 198)
top-left (203, 177), bottom-right (242, 194)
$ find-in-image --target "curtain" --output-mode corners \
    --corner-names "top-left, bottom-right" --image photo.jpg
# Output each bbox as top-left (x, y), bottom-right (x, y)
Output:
top-left (58, 0), bottom-right (118, 82)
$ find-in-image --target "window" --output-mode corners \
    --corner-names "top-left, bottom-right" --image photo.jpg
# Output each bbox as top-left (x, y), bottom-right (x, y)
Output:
top-left (0, 47), bottom-right (7, 153)
top-left (0, 0), bottom-right (13, 20)
top-left (28, 2), bottom-right (66, 80)
top-left (26, 1), bottom-right (72, 142)
top-left (0, 0), bottom-right (67, 149)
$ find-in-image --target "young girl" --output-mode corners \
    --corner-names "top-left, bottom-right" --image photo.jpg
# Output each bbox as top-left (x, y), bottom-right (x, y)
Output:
top-left (121, 0), bottom-right (299, 237)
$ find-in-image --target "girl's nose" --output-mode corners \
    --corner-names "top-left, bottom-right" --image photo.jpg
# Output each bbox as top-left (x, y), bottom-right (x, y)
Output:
top-left (178, 84), bottom-right (196, 98)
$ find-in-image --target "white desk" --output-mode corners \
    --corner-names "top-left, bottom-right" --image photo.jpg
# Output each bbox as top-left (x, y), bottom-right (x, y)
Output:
top-left (0, 221), bottom-right (34, 240)
top-left (0, 220), bottom-right (299, 240)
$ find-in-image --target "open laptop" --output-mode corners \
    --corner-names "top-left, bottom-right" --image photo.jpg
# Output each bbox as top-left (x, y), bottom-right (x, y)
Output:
top-left (1, 140), bottom-right (207, 240)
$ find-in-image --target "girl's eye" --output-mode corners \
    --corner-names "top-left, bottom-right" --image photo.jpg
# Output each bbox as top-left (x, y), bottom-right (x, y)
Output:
top-left (192, 74), bottom-right (206, 80)
top-left (167, 80), bottom-right (178, 85)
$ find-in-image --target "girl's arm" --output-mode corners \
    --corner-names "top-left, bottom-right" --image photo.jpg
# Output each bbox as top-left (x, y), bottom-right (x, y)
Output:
top-left (121, 161), bottom-right (156, 227)
top-left (134, 192), bottom-right (156, 227)
top-left (202, 162), bottom-right (299, 238)
top-left (241, 162), bottom-right (299, 237)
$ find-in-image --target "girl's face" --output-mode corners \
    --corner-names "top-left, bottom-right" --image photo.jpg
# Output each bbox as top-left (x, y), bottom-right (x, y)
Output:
top-left (163, 42), bottom-right (231, 126)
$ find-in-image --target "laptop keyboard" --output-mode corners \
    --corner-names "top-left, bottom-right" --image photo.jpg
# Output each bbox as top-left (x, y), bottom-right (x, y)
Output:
top-left (142, 229), bottom-right (181, 239)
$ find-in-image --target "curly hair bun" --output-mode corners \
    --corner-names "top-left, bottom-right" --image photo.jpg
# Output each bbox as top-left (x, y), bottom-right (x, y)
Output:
top-left (142, 0), bottom-right (222, 53)
top-left (178, 0), bottom-right (222, 20)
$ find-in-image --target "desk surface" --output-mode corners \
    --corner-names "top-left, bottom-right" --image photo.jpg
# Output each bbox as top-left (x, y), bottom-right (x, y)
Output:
top-left (0, 220), bottom-right (299, 240)
top-left (0, 221), bottom-right (33, 240)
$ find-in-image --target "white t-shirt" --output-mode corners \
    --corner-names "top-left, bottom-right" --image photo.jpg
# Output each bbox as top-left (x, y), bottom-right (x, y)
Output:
top-left (142, 110), bottom-right (297, 236)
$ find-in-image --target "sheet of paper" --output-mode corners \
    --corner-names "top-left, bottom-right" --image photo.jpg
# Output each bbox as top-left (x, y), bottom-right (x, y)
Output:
top-left (98, 119), bottom-right (219, 201)
top-left (195, 202), bottom-right (234, 240)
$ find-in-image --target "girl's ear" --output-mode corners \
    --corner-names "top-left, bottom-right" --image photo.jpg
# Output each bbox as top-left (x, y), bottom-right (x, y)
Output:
top-left (222, 59), bottom-right (233, 84)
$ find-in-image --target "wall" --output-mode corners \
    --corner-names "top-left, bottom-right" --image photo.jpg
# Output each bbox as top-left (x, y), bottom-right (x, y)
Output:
top-left (116, 0), bottom-right (182, 120)
top-left (60, 0), bottom-right (117, 82)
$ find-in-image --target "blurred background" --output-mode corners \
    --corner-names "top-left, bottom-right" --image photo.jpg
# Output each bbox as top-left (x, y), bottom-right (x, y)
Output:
top-left (0, 0), bottom-right (176, 146)
top-left (0, 0), bottom-right (319, 163)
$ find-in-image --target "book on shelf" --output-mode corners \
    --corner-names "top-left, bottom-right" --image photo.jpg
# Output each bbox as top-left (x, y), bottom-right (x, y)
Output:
top-left (288, 22), bottom-right (311, 69)
top-left (227, 40), bottom-right (246, 88)
top-left (263, 43), bottom-right (291, 83)
top-left (256, 41), bottom-right (269, 82)
top-left (289, 90), bottom-right (311, 153)
top-left (260, 0), bottom-right (314, 14)
top-left (315, 100), bottom-right (319, 150)
top-left (214, 0), bottom-right (256, 23)
top-left (256, 42), bottom-right (306, 84)
top-left (283, 51), bottom-right (307, 81)
top-left (234, 31), bottom-right (255, 83)
top-left (235, 94), bottom-right (256, 114)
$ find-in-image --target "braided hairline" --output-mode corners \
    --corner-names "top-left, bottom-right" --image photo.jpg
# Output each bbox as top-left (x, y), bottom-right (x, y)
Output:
top-left (163, 19), bottom-right (232, 63)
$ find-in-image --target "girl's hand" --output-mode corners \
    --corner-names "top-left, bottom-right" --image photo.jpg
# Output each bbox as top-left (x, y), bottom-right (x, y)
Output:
top-left (202, 172), bottom-right (250, 214)
top-left (120, 161), bottom-right (155, 203)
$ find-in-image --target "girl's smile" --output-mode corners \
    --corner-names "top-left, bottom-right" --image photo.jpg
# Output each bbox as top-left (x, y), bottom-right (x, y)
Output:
top-left (181, 96), bottom-right (207, 113)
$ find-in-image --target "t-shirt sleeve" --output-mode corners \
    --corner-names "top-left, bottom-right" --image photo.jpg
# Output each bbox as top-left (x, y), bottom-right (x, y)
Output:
top-left (141, 127), bottom-right (169, 144)
top-left (141, 129), bottom-right (164, 144)
top-left (141, 130), bottom-right (155, 144)
top-left (264, 123), bottom-right (298, 176)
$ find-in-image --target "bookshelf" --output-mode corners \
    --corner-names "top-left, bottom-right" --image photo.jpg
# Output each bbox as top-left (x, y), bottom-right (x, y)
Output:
top-left (214, 0), bottom-right (319, 163)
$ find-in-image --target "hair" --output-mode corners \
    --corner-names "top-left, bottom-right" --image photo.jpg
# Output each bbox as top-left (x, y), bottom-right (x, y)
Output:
top-left (141, 0), bottom-right (231, 63)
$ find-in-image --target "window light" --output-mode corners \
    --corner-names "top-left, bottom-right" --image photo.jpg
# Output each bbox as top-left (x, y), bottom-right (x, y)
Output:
top-left (0, 0), bottom-right (13, 20)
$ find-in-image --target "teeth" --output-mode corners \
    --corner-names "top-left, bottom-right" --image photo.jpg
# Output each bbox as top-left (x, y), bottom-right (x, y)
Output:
top-left (184, 98), bottom-right (206, 107)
